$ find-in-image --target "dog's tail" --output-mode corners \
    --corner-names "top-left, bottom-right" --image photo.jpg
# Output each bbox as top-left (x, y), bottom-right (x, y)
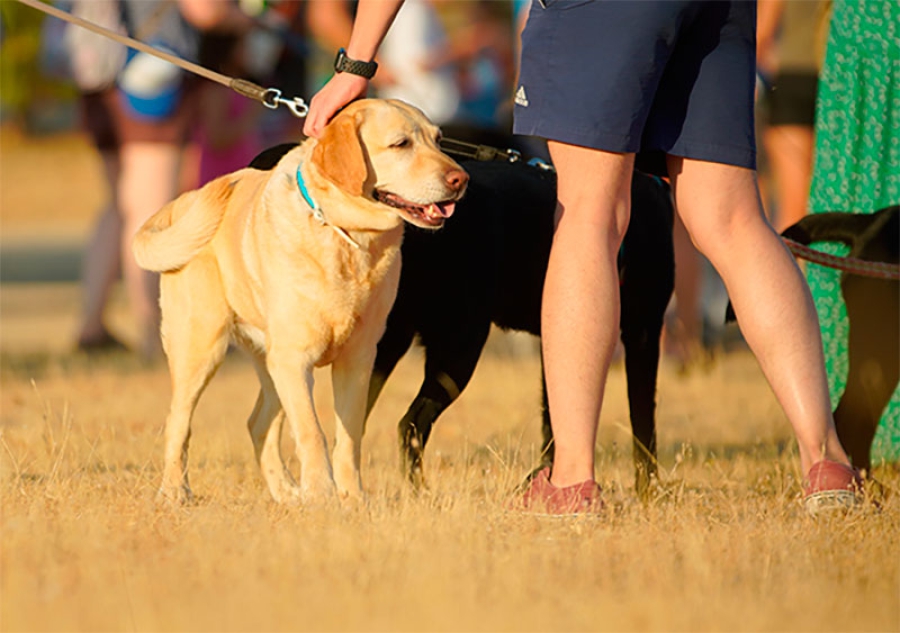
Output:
top-left (132, 176), bottom-right (235, 272)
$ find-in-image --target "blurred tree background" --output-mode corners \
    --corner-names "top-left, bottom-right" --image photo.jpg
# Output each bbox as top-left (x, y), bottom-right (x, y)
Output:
top-left (1, 1), bottom-right (79, 133)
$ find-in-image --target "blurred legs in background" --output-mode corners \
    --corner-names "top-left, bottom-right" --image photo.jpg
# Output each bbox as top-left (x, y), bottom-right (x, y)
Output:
top-left (77, 149), bottom-right (124, 351)
top-left (119, 141), bottom-right (183, 359)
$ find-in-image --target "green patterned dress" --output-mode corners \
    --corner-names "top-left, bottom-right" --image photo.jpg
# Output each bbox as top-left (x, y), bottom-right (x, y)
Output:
top-left (807, 0), bottom-right (900, 464)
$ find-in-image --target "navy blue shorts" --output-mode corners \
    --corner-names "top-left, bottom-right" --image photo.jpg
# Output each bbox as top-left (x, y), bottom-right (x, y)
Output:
top-left (513, 0), bottom-right (758, 175)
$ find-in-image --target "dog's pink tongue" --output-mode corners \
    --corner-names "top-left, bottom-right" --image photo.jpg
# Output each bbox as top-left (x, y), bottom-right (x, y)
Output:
top-left (428, 201), bottom-right (456, 219)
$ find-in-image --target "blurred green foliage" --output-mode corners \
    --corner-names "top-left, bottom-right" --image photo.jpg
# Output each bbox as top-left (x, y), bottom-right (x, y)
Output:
top-left (1, 1), bottom-right (78, 127)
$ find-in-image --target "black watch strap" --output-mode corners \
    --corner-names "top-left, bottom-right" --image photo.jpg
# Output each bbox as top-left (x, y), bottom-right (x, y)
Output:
top-left (334, 48), bottom-right (378, 79)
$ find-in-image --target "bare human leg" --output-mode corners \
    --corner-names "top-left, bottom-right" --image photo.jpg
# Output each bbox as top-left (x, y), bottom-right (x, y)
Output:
top-left (762, 124), bottom-right (815, 231)
top-left (541, 142), bottom-right (634, 488)
top-left (668, 212), bottom-right (705, 370)
top-left (77, 150), bottom-right (123, 347)
top-left (119, 142), bottom-right (183, 360)
top-left (668, 156), bottom-right (849, 473)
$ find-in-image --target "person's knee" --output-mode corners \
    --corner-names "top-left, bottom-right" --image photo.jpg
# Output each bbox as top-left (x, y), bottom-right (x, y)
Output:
top-left (550, 143), bottom-right (634, 245)
top-left (672, 167), bottom-right (768, 258)
top-left (555, 198), bottom-right (630, 256)
top-left (680, 203), bottom-right (771, 264)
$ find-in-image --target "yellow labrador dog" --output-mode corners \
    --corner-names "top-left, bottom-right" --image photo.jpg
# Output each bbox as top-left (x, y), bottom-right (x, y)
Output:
top-left (133, 99), bottom-right (468, 504)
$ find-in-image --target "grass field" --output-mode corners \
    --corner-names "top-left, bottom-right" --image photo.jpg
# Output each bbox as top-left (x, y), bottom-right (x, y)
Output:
top-left (1, 129), bottom-right (898, 632)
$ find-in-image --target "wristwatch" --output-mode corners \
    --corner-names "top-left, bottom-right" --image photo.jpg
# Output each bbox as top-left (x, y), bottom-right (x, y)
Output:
top-left (334, 48), bottom-right (378, 79)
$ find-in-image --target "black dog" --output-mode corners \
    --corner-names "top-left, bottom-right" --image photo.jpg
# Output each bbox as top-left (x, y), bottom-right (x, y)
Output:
top-left (366, 158), bottom-right (675, 495)
top-left (781, 206), bottom-right (899, 473)
top-left (250, 145), bottom-right (675, 495)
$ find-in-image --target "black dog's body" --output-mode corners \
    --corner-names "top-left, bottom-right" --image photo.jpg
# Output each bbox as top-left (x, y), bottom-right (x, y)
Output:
top-left (250, 145), bottom-right (675, 493)
top-left (367, 159), bottom-right (675, 493)
top-left (781, 206), bottom-right (899, 471)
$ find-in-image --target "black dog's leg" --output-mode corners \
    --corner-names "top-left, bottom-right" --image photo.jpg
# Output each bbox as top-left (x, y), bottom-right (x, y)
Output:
top-left (619, 173), bottom-right (673, 498)
top-left (515, 361), bottom-right (553, 489)
top-left (538, 365), bottom-right (554, 469)
top-left (533, 318), bottom-right (664, 499)
top-left (367, 321), bottom-right (416, 418)
top-left (621, 322), bottom-right (663, 499)
top-left (833, 278), bottom-right (900, 473)
top-left (509, 371), bottom-right (554, 493)
top-left (511, 368), bottom-right (556, 490)
top-left (399, 326), bottom-right (490, 487)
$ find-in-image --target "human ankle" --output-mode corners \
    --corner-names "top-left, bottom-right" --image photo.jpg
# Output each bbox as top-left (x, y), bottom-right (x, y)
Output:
top-left (549, 462), bottom-right (595, 488)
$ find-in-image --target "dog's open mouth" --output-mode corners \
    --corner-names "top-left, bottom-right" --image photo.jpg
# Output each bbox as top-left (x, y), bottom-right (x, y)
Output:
top-left (373, 190), bottom-right (457, 227)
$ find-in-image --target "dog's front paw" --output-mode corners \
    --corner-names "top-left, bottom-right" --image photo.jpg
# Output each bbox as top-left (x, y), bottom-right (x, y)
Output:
top-left (157, 483), bottom-right (193, 505)
top-left (338, 488), bottom-right (368, 512)
top-left (300, 475), bottom-right (338, 504)
top-left (336, 473), bottom-right (366, 503)
top-left (334, 466), bottom-right (364, 499)
top-left (268, 482), bottom-right (303, 505)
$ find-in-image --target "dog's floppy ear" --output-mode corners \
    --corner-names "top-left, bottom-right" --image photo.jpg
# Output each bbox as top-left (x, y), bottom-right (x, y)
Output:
top-left (311, 113), bottom-right (368, 196)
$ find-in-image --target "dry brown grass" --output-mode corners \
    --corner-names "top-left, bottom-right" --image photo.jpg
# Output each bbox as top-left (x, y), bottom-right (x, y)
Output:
top-left (2, 130), bottom-right (898, 632)
top-left (2, 303), bottom-right (898, 632)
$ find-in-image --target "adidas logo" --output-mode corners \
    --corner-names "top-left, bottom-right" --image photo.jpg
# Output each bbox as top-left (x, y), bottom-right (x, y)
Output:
top-left (515, 85), bottom-right (529, 107)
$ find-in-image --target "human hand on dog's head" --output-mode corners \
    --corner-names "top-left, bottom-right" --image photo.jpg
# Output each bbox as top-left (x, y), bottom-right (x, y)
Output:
top-left (303, 73), bottom-right (370, 138)
top-left (303, 0), bottom-right (404, 137)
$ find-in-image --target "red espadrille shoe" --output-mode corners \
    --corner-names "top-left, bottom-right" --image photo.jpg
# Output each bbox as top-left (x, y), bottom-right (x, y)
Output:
top-left (803, 459), bottom-right (863, 516)
top-left (516, 467), bottom-right (604, 516)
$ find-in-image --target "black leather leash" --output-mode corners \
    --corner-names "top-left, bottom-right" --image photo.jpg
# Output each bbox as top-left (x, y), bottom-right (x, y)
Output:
top-left (438, 137), bottom-right (524, 163)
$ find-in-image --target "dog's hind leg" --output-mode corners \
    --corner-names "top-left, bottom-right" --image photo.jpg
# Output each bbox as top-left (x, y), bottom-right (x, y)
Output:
top-left (399, 326), bottom-right (490, 487)
top-left (833, 278), bottom-right (900, 473)
top-left (620, 290), bottom-right (669, 499)
top-left (621, 328), bottom-right (662, 499)
top-left (157, 263), bottom-right (230, 503)
top-left (246, 357), bottom-right (301, 504)
top-left (515, 370), bottom-right (554, 488)
top-left (619, 172), bottom-right (674, 499)
top-left (538, 372), bottom-right (554, 468)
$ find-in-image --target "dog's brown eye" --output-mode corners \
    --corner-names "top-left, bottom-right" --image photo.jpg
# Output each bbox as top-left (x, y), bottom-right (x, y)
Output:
top-left (391, 138), bottom-right (410, 149)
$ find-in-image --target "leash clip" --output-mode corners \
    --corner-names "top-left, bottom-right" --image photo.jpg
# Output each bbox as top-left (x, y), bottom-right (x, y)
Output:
top-left (262, 88), bottom-right (309, 118)
top-left (504, 148), bottom-right (522, 163)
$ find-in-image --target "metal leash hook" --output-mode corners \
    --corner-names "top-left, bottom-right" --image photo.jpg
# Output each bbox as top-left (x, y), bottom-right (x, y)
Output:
top-left (261, 88), bottom-right (309, 118)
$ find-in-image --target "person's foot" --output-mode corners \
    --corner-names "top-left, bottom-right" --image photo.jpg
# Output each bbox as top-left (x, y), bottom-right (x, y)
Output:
top-left (513, 467), bottom-right (604, 516)
top-left (803, 459), bottom-right (864, 516)
top-left (76, 328), bottom-right (128, 353)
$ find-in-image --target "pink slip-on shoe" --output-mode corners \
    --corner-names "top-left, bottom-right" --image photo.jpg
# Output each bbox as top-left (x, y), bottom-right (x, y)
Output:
top-left (516, 467), bottom-right (604, 516)
top-left (803, 459), bottom-right (863, 516)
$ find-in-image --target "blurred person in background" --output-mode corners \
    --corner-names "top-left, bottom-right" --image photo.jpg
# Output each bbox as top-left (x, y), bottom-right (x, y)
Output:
top-left (321, 0), bottom-right (518, 146)
top-left (756, 0), bottom-right (823, 231)
top-left (70, 0), bottom-right (251, 360)
top-left (251, 0), bottom-right (355, 145)
top-left (372, 0), bottom-right (461, 129)
top-left (192, 29), bottom-right (264, 187)
top-left (424, 0), bottom-right (515, 135)
top-left (806, 0), bottom-right (900, 466)
top-left (664, 213), bottom-right (709, 374)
